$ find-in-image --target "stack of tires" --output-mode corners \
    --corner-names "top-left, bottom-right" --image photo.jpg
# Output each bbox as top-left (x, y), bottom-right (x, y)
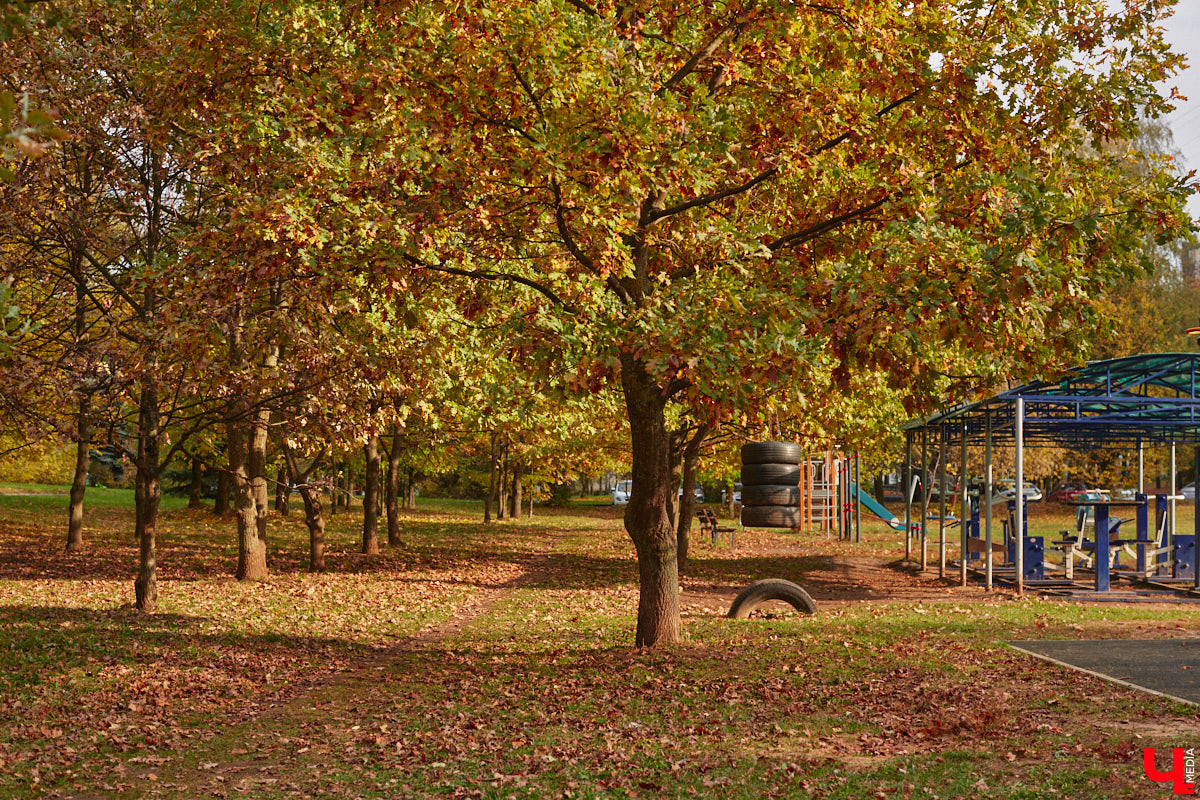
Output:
top-left (740, 441), bottom-right (803, 529)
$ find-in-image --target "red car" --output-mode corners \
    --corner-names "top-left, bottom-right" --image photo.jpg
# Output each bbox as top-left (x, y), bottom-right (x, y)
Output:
top-left (1048, 481), bottom-right (1090, 503)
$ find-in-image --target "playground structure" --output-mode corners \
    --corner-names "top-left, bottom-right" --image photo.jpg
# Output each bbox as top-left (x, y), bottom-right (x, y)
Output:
top-left (901, 353), bottom-right (1200, 598)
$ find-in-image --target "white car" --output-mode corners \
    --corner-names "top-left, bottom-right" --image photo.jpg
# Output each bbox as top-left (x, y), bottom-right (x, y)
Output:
top-left (612, 480), bottom-right (632, 505)
top-left (1181, 483), bottom-right (1196, 500)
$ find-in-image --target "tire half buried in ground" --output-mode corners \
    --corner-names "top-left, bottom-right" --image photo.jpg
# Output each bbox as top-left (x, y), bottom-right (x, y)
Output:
top-left (740, 463), bottom-right (801, 486)
top-left (740, 441), bottom-right (803, 465)
top-left (740, 505), bottom-right (802, 528)
top-left (741, 484), bottom-right (802, 506)
top-left (727, 579), bottom-right (818, 619)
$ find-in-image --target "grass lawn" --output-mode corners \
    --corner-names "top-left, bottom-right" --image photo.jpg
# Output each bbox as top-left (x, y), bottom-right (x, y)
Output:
top-left (1, 487), bottom-right (1198, 798)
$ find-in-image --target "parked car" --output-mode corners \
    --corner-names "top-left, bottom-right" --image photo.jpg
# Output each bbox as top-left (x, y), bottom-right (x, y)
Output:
top-left (721, 483), bottom-right (743, 505)
top-left (611, 480), bottom-right (632, 505)
top-left (677, 486), bottom-right (705, 503)
top-left (1181, 483), bottom-right (1196, 500)
top-left (1048, 481), bottom-right (1090, 502)
top-left (996, 480), bottom-right (1043, 502)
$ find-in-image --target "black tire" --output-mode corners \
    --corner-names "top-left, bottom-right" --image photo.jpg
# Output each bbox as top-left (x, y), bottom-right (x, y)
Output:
top-left (741, 484), bottom-right (802, 506)
top-left (740, 463), bottom-right (801, 486)
top-left (727, 579), bottom-right (818, 619)
top-left (741, 441), bottom-right (803, 465)
top-left (740, 505), bottom-right (802, 528)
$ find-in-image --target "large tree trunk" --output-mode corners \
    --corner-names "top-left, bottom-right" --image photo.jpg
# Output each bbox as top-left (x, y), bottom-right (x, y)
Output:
top-left (250, 405), bottom-right (271, 546)
top-left (385, 423), bottom-right (403, 545)
top-left (676, 423), bottom-right (711, 570)
top-left (620, 353), bottom-right (679, 647)
top-left (66, 395), bottom-right (90, 552)
top-left (362, 435), bottom-right (381, 554)
top-left (188, 456), bottom-right (204, 509)
top-left (134, 379), bottom-right (161, 613)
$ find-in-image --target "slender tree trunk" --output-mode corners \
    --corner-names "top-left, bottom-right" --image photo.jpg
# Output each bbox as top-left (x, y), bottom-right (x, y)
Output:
top-left (511, 462), bottom-right (523, 519)
top-left (250, 406), bottom-right (271, 544)
top-left (274, 460), bottom-right (289, 516)
top-left (214, 442), bottom-right (232, 516)
top-left (230, 416), bottom-right (267, 580)
top-left (405, 468), bottom-right (416, 509)
top-left (188, 456), bottom-right (204, 509)
top-left (283, 445), bottom-right (326, 571)
top-left (134, 379), bottom-right (161, 613)
top-left (485, 430), bottom-right (496, 523)
top-left (362, 435), bottom-right (381, 555)
top-left (66, 395), bottom-right (90, 552)
top-left (227, 306), bottom-right (268, 581)
top-left (385, 424), bottom-right (403, 545)
top-left (677, 423), bottom-right (711, 570)
top-left (299, 485), bottom-right (326, 571)
top-left (666, 429), bottom-right (685, 532)
top-left (497, 441), bottom-right (509, 520)
top-left (621, 353), bottom-right (679, 647)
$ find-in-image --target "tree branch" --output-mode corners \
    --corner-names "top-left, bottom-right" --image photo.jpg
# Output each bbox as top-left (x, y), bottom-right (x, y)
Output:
top-left (768, 196), bottom-right (889, 252)
top-left (647, 166), bottom-right (779, 223)
top-left (402, 254), bottom-right (577, 313)
top-left (658, 20), bottom-right (738, 96)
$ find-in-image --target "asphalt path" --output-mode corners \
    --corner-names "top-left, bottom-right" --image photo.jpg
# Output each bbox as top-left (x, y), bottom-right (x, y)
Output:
top-left (1009, 639), bottom-right (1200, 705)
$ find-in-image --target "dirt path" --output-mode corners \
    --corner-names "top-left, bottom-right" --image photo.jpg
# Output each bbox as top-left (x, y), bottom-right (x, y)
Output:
top-left (144, 546), bottom-right (562, 799)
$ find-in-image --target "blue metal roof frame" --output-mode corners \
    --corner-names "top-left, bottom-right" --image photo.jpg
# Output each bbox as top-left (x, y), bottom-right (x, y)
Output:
top-left (902, 353), bottom-right (1200, 448)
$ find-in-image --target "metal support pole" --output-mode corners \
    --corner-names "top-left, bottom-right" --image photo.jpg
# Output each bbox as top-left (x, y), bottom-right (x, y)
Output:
top-left (1170, 437), bottom-right (1178, 555)
top-left (985, 410), bottom-right (994, 591)
top-left (854, 453), bottom-right (861, 544)
top-left (960, 421), bottom-right (969, 587)
top-left (1138, 440), bottom-right (1144, 495)
top-left (1195, 446), bottom-right (1199, 590)
top-left (938, 427), bottom-right (948, 579)
top-left (904, 432), bottom-right (913, 562)
top-left (921, 429), bottom-right (929, 571)
top-left (1015, 397), bottom-right (1025, 596)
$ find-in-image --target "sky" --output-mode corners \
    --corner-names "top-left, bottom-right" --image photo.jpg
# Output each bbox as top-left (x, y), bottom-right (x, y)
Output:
top-left (1162, 2), bottom-right (1200, 220)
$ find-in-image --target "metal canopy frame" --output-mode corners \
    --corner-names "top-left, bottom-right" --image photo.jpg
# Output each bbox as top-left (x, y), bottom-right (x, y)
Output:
top-left (900, 353), bottom-right (1200, 596)
top-left (904, 353), bottom-right (1200, 448)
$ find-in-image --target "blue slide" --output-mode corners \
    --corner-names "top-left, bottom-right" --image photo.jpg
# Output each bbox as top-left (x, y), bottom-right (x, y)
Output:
top-left (850, 482), bottom-right (909, 531)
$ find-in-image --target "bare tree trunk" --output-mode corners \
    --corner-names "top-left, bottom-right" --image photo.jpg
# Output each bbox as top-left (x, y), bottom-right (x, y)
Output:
top-left (666, 429), bottom-right (685, 533)
top-left (511, 462), bottom-right (523, 519)
top-left (362, 435), bottom-right (381, 555)
top-left (385, 423), bottom-right (403, 545)
top-left (249, 406), bottom-right (271, 545)
top-left (485, 430), bottom-right (496, 523)
top-left (134, 378), bottom-right (161, 613)
top-left (497, 441), bottom-right (509, 520)
top-left (405, 468), bottom-right (416, 509)
top-left (66, 395), bottom-right (90, 552)
top-left (214, 441), bottom-right (232, 516)
top-left (274, 459), bottom-right (289, 516)
top-left (283, 444), bottom-right (326, 571)
top-left (229, 416), bottom-right (267, 580)
top-left (677, 423), bottom-right (711, 570)
top-left (188, 455), bottom-right (204, 509)
top-left (621, 353), bottom-right (679, 647)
